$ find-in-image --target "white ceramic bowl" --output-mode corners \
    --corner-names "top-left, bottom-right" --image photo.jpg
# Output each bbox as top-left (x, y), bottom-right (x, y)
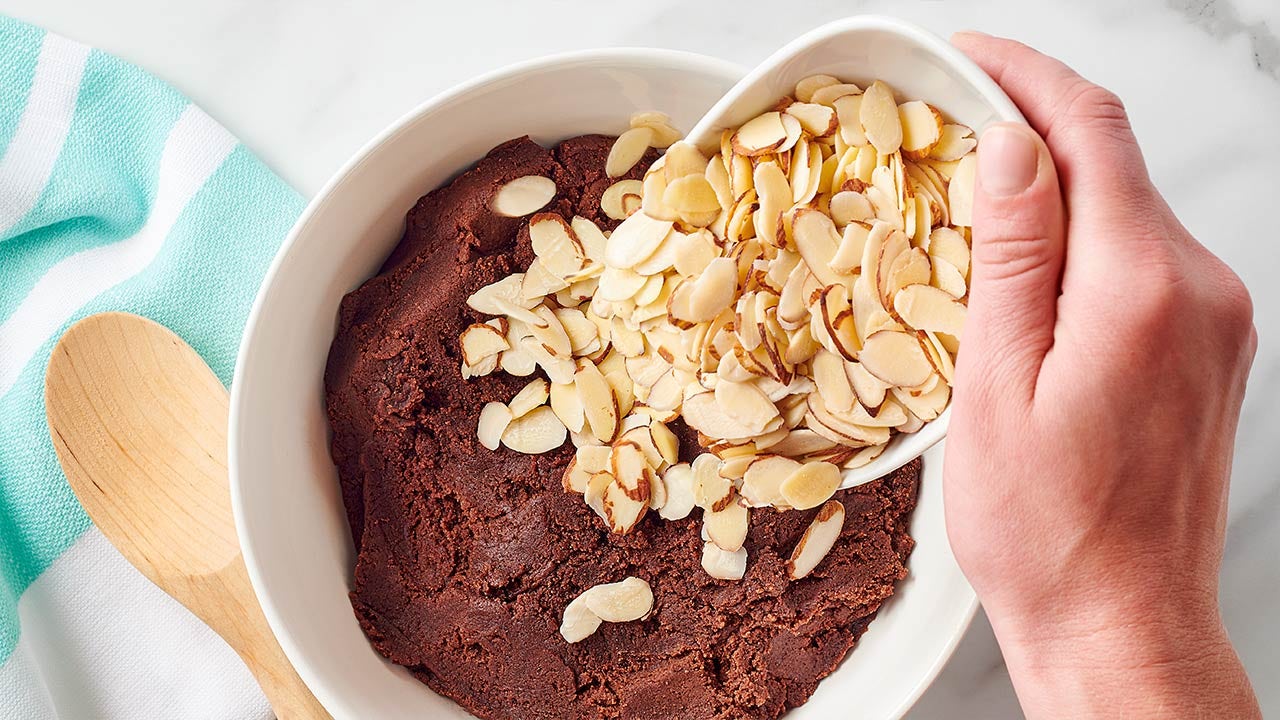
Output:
top-left (232, 19), bottom-right (1005, 719)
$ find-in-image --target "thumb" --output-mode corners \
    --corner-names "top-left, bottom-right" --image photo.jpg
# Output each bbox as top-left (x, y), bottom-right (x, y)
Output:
top-left (960, 122), bottom-right (1065, 399)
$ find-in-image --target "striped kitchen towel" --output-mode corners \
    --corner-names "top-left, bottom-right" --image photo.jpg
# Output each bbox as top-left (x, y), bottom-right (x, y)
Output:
top-left (0, 15), bottom-right (302, 719)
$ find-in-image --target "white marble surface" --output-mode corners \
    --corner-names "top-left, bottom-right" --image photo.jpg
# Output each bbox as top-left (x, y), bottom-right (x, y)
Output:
top-left (2, 0), bottom-right (1275, 716)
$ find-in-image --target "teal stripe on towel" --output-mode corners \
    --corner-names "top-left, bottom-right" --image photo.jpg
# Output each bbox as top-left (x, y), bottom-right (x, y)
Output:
top-left (0, 20), bottom-right (41, 152)
top-left (0, 48), bottom-right (185, 316)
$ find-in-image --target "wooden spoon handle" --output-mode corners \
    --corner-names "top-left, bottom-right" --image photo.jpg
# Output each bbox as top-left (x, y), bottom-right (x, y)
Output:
top-left (208, 556), bottom-right (331, 719)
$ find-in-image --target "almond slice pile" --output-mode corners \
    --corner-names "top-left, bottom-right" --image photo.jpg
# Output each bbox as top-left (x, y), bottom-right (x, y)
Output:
top-left (462, 84), bottom-right (973, 587)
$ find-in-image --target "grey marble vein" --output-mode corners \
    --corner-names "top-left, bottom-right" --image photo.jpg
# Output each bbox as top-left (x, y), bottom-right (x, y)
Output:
top-left (1169, 0), bottom-right (1280, 79)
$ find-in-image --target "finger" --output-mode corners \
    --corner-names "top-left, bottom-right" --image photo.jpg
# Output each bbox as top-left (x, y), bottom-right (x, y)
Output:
top-left (952, 32), bottom-right (1164, 255)
top-left (959, 122), bottom-right (1066, 399)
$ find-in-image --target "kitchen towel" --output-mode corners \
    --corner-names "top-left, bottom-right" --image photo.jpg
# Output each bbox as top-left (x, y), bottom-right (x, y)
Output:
top-left (0, 15), bottom-right (301, 719)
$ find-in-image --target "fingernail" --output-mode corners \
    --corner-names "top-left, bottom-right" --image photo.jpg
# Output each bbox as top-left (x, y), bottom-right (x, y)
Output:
top-left (978, 125), bottom-right (1039, 197)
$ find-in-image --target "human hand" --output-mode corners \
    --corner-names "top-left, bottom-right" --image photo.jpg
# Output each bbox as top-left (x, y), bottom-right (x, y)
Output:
top-left (943, 32), bottom-right (1260, 718)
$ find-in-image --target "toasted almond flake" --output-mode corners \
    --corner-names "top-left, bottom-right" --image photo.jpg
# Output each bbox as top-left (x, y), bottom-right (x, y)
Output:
top-left (785, 102), bottom-right (838, 137)
top-left (932, 256), bottom-right (968, 298)
top-left (894, 284), bottom-right (968, 337)
top-left (460, 323), bottom-right (510, 366)
top-left (741, 454), bottom-right (801, 507)
top-left (860, 81), bottom-right (903, 155)
top-left (731, 112), bottom-right (788, 156)
top-left (581, 576), bottom-right (653, 622)
top-left (602, 179), bottom-right (644, 221)
top-left (795, 74), bottom-right (841, 103)
top-left (559, 593), bottom-right (603, 643)
top-left (949, 152), bottom-right (977, 227)
top-left (491, 175), bottom-right (556, 217)
top-left (501, 406), bottom-right (567, 454)
top-left (859, 330), bottom-right (934, 387)
top-left (899, 101), bottom-right (944, 158)
top-left (703, 498), bottom-right (749, 552)
top-left (701, 541), bottom-right (748, 580)
top-left (607, 126), bottom-right (654, 177)
top-left (931, 124), bottom-right (977, 161)
top-left (477, 402), bottom-right (513, 451)
top-left (787, 500), bottom-right (845, 579)
top-left (779, 461), bottom-right (842, 510)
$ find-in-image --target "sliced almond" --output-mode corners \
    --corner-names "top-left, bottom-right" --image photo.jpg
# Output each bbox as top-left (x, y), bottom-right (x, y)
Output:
top-left (703, 498), bottom-right (749, 552)
top-left (845, 360), bottom-right (890, 408)
top-left (948, 152), bottom-right (977, 227)
top-left (898, 101), bottom-right (944, 158)
top-left (491, 175), bottom-right (556, 217)
top-left (926, 226), bottom-right (970, 277)
top-left (811, 350), bottom-right (856, 413)
top-left (785, 102), bottom-right (838, 137)
top-left (602, 179), bottom-right (644, 221)
top-left (508, 378), bottom-right (550, 418)
top-left (691, 452), bottom-right (734, 511)
top-left (787, 499), bottom-right (845, 579)
top-left (663, 141), bottom-right (709, 180)
top-left (859, 330), bottom-right (934, 387)
top-left (752, 161), bottom-right (791, 248)
top-left (860, 80), bottom-right (903, 156)
top-left (560, 593), bottom-right (603, 643)
top-left (741, 454), bottom-right (801, 507)
top-left (712, 379), bottom-right (780, 435)
top-left (701, 541), bottom-right (748, 581)
top-left (811, 83), bottom-right (864, 107)
top-left (932, 256), bottom-right (968, 299)
top-left (563, 445), bottom-right (611, 493)
top-left (658, 463), bottom-right (696, 520)
top-left (779, 461), bottom-right (842, 510)
top-left (833, 94), bottom-right (867, 147)
top-left (604, 212), bottom-right (675, 270)
top-left (931, 124), bottom-right (977, 161)
top-left (461, 353), bottom-right (499, 380)
top-left (607, 126), bottom-right (654, 177)
top-left (830, 191), bottom-right (874, 228)
top-left (630, 110), bottom-right (682, 148)
top-left (894, 284), bottom-right (968, 338)
top-left (581, 576), bottom-right (653, 623)
top-left (460, 323), bottom-right (510, 366)
top-left (576, 361), bottom-right (619, 443)
top-left (649, 421), bottom-right (680, 465)
top-left (663, 175), bottom-right (722, 227)
top-left (501, 406), bottom-right (567, 454)
top-left (887, 246), bottom-right (932, 296)
top-left (791, 208), bottom-right (844, 287)
top-left (550, 381), bottom-right (587, 433)
top-left (477, 402), bottom-right (513, 451)
top-left (769, 428), bottom-right (837, 457)
top-left (686, 256), bottom-right (738, 322)
top-left (602, 474), bottom-right (650, 534)
top-left (731, 112), bottom-right (788, 156)
top-left (795, 74), bottom-right (840, 103)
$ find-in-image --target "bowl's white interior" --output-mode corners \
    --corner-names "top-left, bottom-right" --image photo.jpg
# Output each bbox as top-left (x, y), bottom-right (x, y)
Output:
top-left (232, 22), bottom-right (996, 720)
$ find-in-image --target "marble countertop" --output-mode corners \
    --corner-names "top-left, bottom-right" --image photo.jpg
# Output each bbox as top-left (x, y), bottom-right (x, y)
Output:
top-left (2, 0), bottom-right (1275, 716)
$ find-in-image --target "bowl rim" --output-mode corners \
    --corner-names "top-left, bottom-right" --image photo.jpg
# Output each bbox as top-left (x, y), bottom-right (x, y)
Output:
top-left (229, 24), bottom-right (991, 719)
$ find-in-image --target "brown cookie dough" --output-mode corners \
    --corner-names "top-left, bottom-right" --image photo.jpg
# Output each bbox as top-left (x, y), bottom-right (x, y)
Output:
top-left (324, 134), bottom-right (919, 720)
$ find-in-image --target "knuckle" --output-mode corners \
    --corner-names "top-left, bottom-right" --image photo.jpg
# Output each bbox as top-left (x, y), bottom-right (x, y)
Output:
top-left (1211, 268), bottom-right (1255, 335)
top-left (1059, 81), bottom-right (1133, 142)
top-left (1127, 280), bottom-right (1185, 334)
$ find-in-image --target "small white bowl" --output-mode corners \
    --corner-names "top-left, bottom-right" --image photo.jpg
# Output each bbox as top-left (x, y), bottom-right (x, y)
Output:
top-left (232, 18), bottom-right (1004, 719)
top-left (684, 16), bottom-right (1023, 489)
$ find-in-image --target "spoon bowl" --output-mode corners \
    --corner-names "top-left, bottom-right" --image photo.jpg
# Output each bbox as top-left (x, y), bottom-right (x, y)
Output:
top-left (684, 15), bottom-right (1024, 488)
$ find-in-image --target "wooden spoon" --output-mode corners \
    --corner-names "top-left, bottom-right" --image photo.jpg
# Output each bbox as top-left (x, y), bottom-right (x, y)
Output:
top-left (44, 312), bottom-right (329, 719)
